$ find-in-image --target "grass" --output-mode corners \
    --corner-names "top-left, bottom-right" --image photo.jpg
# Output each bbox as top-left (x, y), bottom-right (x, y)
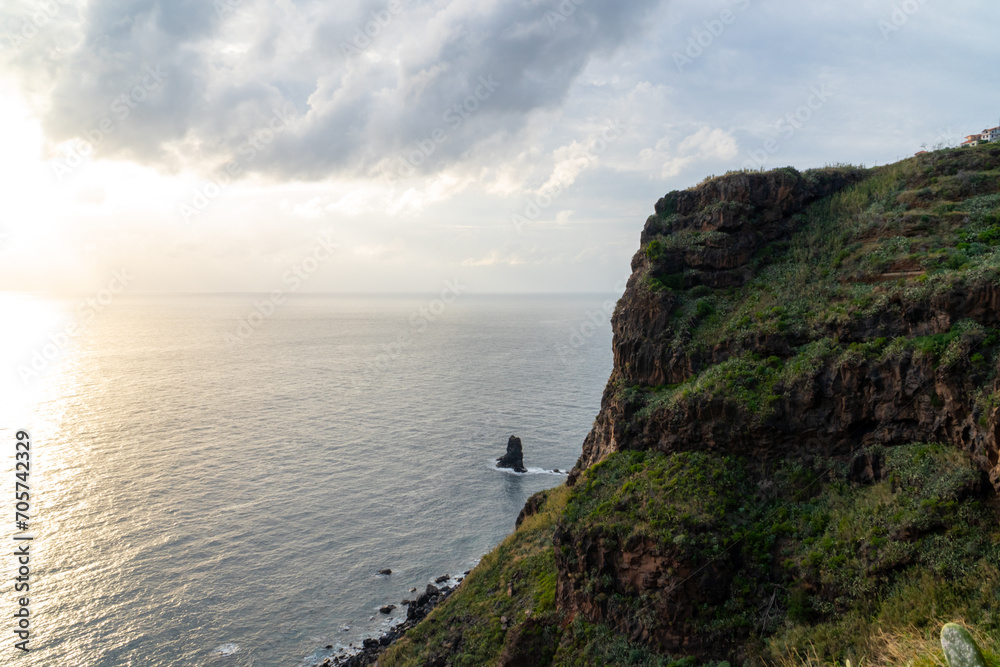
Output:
top-left (762, 442), bottom-right (1000, 666)
top-left (379, 484), bottom-right (570, 667)
top-left (563, 450), bottom-right (750, 552)
top-left (768, 620), bottom-right (1000, 667)
top-left (638, 338), bottom-right (837, 422)
top-left (552, 616), bottom-right (732, 666)
top-left (381, 478), bottom-right (741, 667)
top-left (555, 443), bottom-right (1000, 666)
top-left (385, 146), bottom-right (1000, 667)
top-left (629, 146), bottom-right (1000, 426)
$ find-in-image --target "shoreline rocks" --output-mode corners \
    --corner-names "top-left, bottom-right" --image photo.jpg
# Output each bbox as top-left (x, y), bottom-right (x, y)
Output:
top-left (496, 435), bottom-right (527, 473)
top-left (313, 576), bottom-right (459, 667)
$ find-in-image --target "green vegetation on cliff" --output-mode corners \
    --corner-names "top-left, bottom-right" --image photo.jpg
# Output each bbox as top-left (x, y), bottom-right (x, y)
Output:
top-left (380, 485), bottom-right (692, 667)
top-left (380, 485), bottom-right (568, 667)
top-left (631, 149), bottom-right (1000, 413)
top-left (384, 443), bottom-right (1000, 666)
top-left (560, 444), bottom-right (1000, 665)
top-left (381, 145), bottom-right (1000, 666)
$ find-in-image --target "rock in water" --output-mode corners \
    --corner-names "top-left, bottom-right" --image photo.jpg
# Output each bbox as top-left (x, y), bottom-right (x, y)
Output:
top-left (496, 435), bottom-right (527, 473)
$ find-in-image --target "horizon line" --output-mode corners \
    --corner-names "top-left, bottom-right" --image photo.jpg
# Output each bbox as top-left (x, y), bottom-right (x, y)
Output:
top-left (0, 290), bottom-right (626, 297)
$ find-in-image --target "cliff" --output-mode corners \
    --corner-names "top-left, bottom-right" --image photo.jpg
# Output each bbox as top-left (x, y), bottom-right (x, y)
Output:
top-left (578, 155), bottom-right (1000, 478)
top-left (377, 145), bottom-right (1000, 666)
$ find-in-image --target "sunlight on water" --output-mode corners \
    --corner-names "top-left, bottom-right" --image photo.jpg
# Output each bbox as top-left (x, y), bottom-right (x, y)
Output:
top-left (0, 293), bottom-right (71, 421)
top-left (0, 293), bottom-right (614, 666)
top-left (0, 293), bottom-right (95, 664)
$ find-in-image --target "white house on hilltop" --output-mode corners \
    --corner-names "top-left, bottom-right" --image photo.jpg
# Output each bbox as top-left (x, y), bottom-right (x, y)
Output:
top-left (961, 124), bottom-right (1000, 147)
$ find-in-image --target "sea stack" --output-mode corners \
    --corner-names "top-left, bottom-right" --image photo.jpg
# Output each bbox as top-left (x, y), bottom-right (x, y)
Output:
top-left (496, 435), bottom-right (527, 473)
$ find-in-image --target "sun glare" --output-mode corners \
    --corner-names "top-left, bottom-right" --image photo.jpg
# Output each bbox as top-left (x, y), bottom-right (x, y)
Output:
top-left (0, 293), bottom-right (73, 423)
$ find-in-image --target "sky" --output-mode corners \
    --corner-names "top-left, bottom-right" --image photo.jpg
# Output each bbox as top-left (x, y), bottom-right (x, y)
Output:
top-left (0, 0), bottom-right (998, 294)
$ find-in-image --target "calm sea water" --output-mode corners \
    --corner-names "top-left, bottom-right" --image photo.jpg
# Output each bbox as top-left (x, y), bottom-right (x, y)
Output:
top-left (0, 293), bottom-right (613, 666)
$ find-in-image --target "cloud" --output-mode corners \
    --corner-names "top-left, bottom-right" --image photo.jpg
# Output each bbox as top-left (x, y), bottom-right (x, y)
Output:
top-left (282, 196), bottom-right (327, 219)
top-left (4, 0), bottom-right (1000, 298)
top-left (9, 0), bottom-right (669, 181)
top-left (74, 184), bottom-right (108, 205)
top-left (537, 127), bottom-right (617, 195)
top-left (353, 244), bottom-right (390, 257)
top-left (461, 249), bottom-right (525, 267)
top-left (638, 126), bottom-right (738, 179)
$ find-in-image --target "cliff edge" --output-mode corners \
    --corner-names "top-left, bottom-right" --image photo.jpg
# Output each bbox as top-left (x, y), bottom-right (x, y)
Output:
top-left (378, 145), bottom-right (1000, 667)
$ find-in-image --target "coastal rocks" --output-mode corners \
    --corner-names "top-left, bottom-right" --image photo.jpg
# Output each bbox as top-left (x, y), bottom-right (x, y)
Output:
top-left (409, 583), bottom-right (441, 615)
top-left (323, 576), bottom-right (458, 667)
top-left (496, 435), bottom-right (527, 473)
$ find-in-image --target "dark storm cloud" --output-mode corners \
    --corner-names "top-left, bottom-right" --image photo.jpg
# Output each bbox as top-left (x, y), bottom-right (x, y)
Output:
top-left (30, 0), bottom-right (668, 178)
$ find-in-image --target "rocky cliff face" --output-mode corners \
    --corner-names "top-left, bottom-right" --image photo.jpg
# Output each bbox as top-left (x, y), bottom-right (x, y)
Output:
top-left (555, 147), bottom-right (1000, 661)
top-left (553, 527), bottom-right (735, 656)
top-left (574, 151), bottom-right (1000, 485)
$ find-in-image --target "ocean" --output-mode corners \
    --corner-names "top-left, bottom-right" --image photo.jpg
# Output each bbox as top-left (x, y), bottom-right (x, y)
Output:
top-left (0, 293), bottom-right (614, 666)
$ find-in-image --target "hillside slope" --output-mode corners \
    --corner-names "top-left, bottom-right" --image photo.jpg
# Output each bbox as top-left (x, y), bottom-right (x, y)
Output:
top-left (379, 145), bottom-right (1000, 666)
